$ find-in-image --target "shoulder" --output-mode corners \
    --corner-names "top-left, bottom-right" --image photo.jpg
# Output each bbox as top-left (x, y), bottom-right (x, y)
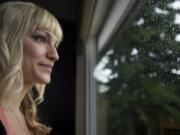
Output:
top-left (0, 120), bottom-right (6, 135)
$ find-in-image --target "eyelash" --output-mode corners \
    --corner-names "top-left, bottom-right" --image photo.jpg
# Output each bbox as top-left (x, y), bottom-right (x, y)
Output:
top-left (33, 35), bottom-right (47, 44)
top-left (55, 44), bottom-right (59, 49)
top-left (32, 34), bottom-right (59, 49)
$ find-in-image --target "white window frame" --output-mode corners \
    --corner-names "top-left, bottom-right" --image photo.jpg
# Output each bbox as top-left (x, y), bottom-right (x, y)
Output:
top-left (76, 0), bottom-right (136, 135)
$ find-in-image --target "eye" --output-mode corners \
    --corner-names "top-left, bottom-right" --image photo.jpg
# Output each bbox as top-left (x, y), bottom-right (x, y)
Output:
top-left (32, 35), bottom-right (47, 44)
top-left (55, 43), bottom-right (59, 49)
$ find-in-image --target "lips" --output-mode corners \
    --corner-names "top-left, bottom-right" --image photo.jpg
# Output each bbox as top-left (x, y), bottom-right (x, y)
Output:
top-left (39, 63), bottom-right (53, 73)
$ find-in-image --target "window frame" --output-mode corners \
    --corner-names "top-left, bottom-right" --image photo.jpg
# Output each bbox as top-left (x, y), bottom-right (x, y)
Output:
top-left (76, 0), bottom-right (137, 135)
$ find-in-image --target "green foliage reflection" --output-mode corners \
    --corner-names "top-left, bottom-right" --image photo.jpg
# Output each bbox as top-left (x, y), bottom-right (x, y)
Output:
top-left (95, 0), bottom-right (180, 135)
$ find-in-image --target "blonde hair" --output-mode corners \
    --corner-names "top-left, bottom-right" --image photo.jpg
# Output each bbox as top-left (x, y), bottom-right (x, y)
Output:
top-left (0, 1), bottom-right (63, 135)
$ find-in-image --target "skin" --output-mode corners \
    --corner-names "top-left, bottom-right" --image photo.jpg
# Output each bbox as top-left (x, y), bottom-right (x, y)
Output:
top-left (2, 29), bottom-right (59, 112)
top-left (23, 29), bottom-right (59, 87)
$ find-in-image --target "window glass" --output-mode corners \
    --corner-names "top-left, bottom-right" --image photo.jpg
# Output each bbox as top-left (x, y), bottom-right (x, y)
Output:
top-left (93, 0), bottom-right (180, 135)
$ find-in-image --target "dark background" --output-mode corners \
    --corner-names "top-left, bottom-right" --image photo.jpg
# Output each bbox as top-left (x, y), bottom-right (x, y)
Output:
top-left (0, 0), bottom-right (79, 135)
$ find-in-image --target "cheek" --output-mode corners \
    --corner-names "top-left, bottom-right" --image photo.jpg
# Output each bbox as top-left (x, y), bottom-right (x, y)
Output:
top-left (23, 40), bottom-right (45, 59)
top-left (22, 39), bottom-right (47, 83)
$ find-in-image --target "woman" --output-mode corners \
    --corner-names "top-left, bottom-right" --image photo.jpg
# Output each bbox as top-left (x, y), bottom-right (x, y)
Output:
top-left (0, 1), bottom-right (63, 135)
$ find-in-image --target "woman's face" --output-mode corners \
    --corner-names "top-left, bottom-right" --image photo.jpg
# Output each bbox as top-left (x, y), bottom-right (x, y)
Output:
top-left (22, 29), bottom-right (59, 86)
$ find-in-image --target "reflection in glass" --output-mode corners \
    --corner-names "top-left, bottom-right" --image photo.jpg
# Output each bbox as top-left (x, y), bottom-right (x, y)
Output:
top-left (94, 0), bottom-right (180, 135)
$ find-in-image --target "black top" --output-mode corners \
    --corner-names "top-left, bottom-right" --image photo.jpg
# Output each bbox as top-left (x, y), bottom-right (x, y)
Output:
top-left (0, 121), bottom-right (6, 135)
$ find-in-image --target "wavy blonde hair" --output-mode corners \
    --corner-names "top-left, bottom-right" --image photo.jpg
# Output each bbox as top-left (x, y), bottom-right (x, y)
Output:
top-left (0, 1), bottom-right (63, 135)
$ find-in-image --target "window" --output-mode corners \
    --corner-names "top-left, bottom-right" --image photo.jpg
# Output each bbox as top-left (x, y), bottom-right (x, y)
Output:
top-left (91, 0), bottom-right (180, 135)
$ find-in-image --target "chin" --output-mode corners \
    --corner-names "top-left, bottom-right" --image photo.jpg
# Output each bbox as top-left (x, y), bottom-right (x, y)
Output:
top-left (36, 75), bottom-right (51, 84)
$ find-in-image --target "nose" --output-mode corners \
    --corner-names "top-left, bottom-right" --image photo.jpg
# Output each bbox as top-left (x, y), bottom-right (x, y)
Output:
top-left (47, 46), bottom-right (59, 62)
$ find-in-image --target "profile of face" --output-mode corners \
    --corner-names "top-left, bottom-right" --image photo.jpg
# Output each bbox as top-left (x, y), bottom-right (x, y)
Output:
top-left (22, 29), bottom-right (59, 86)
